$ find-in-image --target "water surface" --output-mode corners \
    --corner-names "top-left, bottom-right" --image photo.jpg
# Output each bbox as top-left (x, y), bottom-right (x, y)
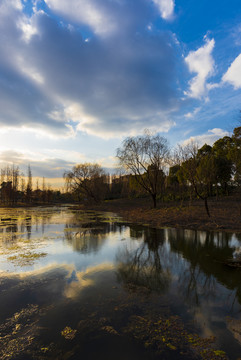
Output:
top-left (0, 206), bottom-right (241, 359)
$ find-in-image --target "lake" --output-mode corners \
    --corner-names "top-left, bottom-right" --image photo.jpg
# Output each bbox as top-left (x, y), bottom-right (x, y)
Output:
top-left (0, 206), bottom-right (241, 359)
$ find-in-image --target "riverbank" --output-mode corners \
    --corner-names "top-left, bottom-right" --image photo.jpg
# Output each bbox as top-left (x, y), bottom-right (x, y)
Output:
top-left (85, 196), bottom-right (241, 233)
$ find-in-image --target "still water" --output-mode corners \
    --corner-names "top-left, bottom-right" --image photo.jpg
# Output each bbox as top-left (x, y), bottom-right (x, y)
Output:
top-left (0, 206), bottom-right (241, 359)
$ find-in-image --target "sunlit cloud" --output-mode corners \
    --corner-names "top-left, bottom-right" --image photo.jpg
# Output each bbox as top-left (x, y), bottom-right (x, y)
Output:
top-left (44, 0), bottom-right (117, 36)
top-left (222, 53), bottom-right (241, 89)
top-left (0, 148), bottom-right (80, 177)
top-left (76, 111), bottom-right (176, 139)
top-left (0, 125), bottom-right (74, 140)
top-left (152, 0), bottom-right (175, 20)
top-left (0, 0), bottom-right (179, 139)
top-left (182, 128), bottom-right (229, 147)
top-left (0, 146), bottom-right (119, 178)
top-left (17, 15), bottom-right (39, 43)
top-left (0, 0), bottom-right (241, 177)
top-left (16, 55), bottom-right (45, 84)
top-left (0, 0), bottom-right (22, 13)
top-left (184, 38), bottom-right (215, 99)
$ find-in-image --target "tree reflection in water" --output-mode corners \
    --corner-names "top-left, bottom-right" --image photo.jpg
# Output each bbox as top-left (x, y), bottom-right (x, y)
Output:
top-left (0, 208), bottom-right (58, 244)
top-left (167, 228), bottom-right (241, 311)
top-left (116, 225), bottom-right (241, 315)
top-left (64, 223), bottom-right (108, 254)
top-left (116, 227), bottom-right (172, 292)
top-left (64, 212), bottom-right (124, 254)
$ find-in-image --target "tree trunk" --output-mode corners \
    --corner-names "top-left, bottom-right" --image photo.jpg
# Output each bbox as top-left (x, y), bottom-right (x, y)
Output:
top-left (204, 197), bottom-right (210, 217)
top-left (151, 193), bottom-right (157, 208)
top-left (216, 182), bottom-right (219, 200)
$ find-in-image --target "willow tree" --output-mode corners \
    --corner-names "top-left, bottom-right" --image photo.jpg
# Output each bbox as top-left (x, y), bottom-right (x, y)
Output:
top-left (116, 132), bottom-right (170, 208)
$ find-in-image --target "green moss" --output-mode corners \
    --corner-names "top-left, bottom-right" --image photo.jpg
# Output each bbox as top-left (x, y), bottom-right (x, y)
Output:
top-left (7, 245), bottom-right (21, 251)
top-left (61, 326), bottom-right (77, 340)
top-left (41, 347), bottom-right (49, 353)
top-left (166, 343), bottom-right (177, 350)
top-left (214, 350), bottom-right (227, 357)
top-left (7, 252), bottom-right (47, 266)
top-left (124, 315), bottom-right (228, 359)
top-left (20, 252), bottom-right (47, 259)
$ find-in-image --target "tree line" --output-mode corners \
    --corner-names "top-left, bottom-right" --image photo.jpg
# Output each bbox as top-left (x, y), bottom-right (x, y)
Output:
top-left (64, 126), bottom-right (241, 217)
top-left (0, 165), bottom-right (69, 205)
top-left (2, 126), bottom-right (241, 211)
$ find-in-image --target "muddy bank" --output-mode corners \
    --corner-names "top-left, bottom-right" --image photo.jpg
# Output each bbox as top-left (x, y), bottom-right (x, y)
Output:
top-left (84, 197), bottom-right (241, 233)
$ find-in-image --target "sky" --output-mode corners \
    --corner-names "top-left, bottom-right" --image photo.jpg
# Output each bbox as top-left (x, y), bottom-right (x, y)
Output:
top-left (0, 0), bottom-right (241, 187)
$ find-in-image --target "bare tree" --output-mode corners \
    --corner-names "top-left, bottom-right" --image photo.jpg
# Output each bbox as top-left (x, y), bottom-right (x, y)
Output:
top-left (64, 163), bottom-right (107, 204)
top-left (41, 176), bottom-right (47, 203)
top-left (12, 165), bottom-right (19, 204)
top-left (116, 131), bottom-right (170, 208)
top-left (26, 165), bottom-right (32, 203)
top-left (0, 165), bottom-right (20, 204)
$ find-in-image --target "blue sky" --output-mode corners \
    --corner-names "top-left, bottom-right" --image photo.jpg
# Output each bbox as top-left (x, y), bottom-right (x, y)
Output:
top-left (0, 0), bottom-right (241, 186)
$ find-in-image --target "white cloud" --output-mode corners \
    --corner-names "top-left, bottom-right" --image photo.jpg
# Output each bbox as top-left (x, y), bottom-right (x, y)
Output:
top-left (0, 147), bottom-right (83, 178)
top-left (44, 0), bottom-right (117, 36)
top-left (48, 102), bottom-right (97, 127)
top-left (231, 24), bottom-right (241, 47)
top-left (44, 0), bottom-right (175, 38)
top-left (0, 125), bottom-right (74, 140)
top-left (0, 0), bottom-right (179, 139)
top-left (184, 107), bottom-right (201, 119)
top-left (152, 0), bottom-right (175, 20)
top-left (76, 111), bottom-right (175, 139)
top-left (0, 146), bottom-right (118, 179)
top-left (16, 56), bottom-right (45, 84)
top-left (182, 128), bottom-right (228, 147)
top-left (48, 102), bottom-right (176, 139)
top-left (184, 39), bottom-right (215, 99)
top-left (0, 0), bottom-right (22, 13)
top-left (17, 16), bottom-right (39, 43)
top-left (222, 53), bottom-right (241, 89)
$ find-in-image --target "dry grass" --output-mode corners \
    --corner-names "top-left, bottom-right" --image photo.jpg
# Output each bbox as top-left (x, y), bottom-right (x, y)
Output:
top-left (85, 196), bottom-right (241, 232)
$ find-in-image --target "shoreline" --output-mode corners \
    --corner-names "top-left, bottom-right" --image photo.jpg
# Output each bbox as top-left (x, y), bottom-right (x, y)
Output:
top-left (84, 197), bottom-right (241, 233)
top-left (1, 197), bottom-right (241, 233)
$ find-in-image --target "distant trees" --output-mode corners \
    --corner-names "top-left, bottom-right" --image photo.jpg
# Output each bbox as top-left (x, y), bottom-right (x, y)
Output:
top-left (64, 163), bottom-right (108, 204)
top-left (26, 165), bottom-right (33, 203)
top-left (0, 165), bottom-right (67, 205)
top-left (116, 132), bottom-right (170, 208)
top-left (0, 165), bottom-right (20, 205)
top-left (1, 126), bottom-right (241, 211)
